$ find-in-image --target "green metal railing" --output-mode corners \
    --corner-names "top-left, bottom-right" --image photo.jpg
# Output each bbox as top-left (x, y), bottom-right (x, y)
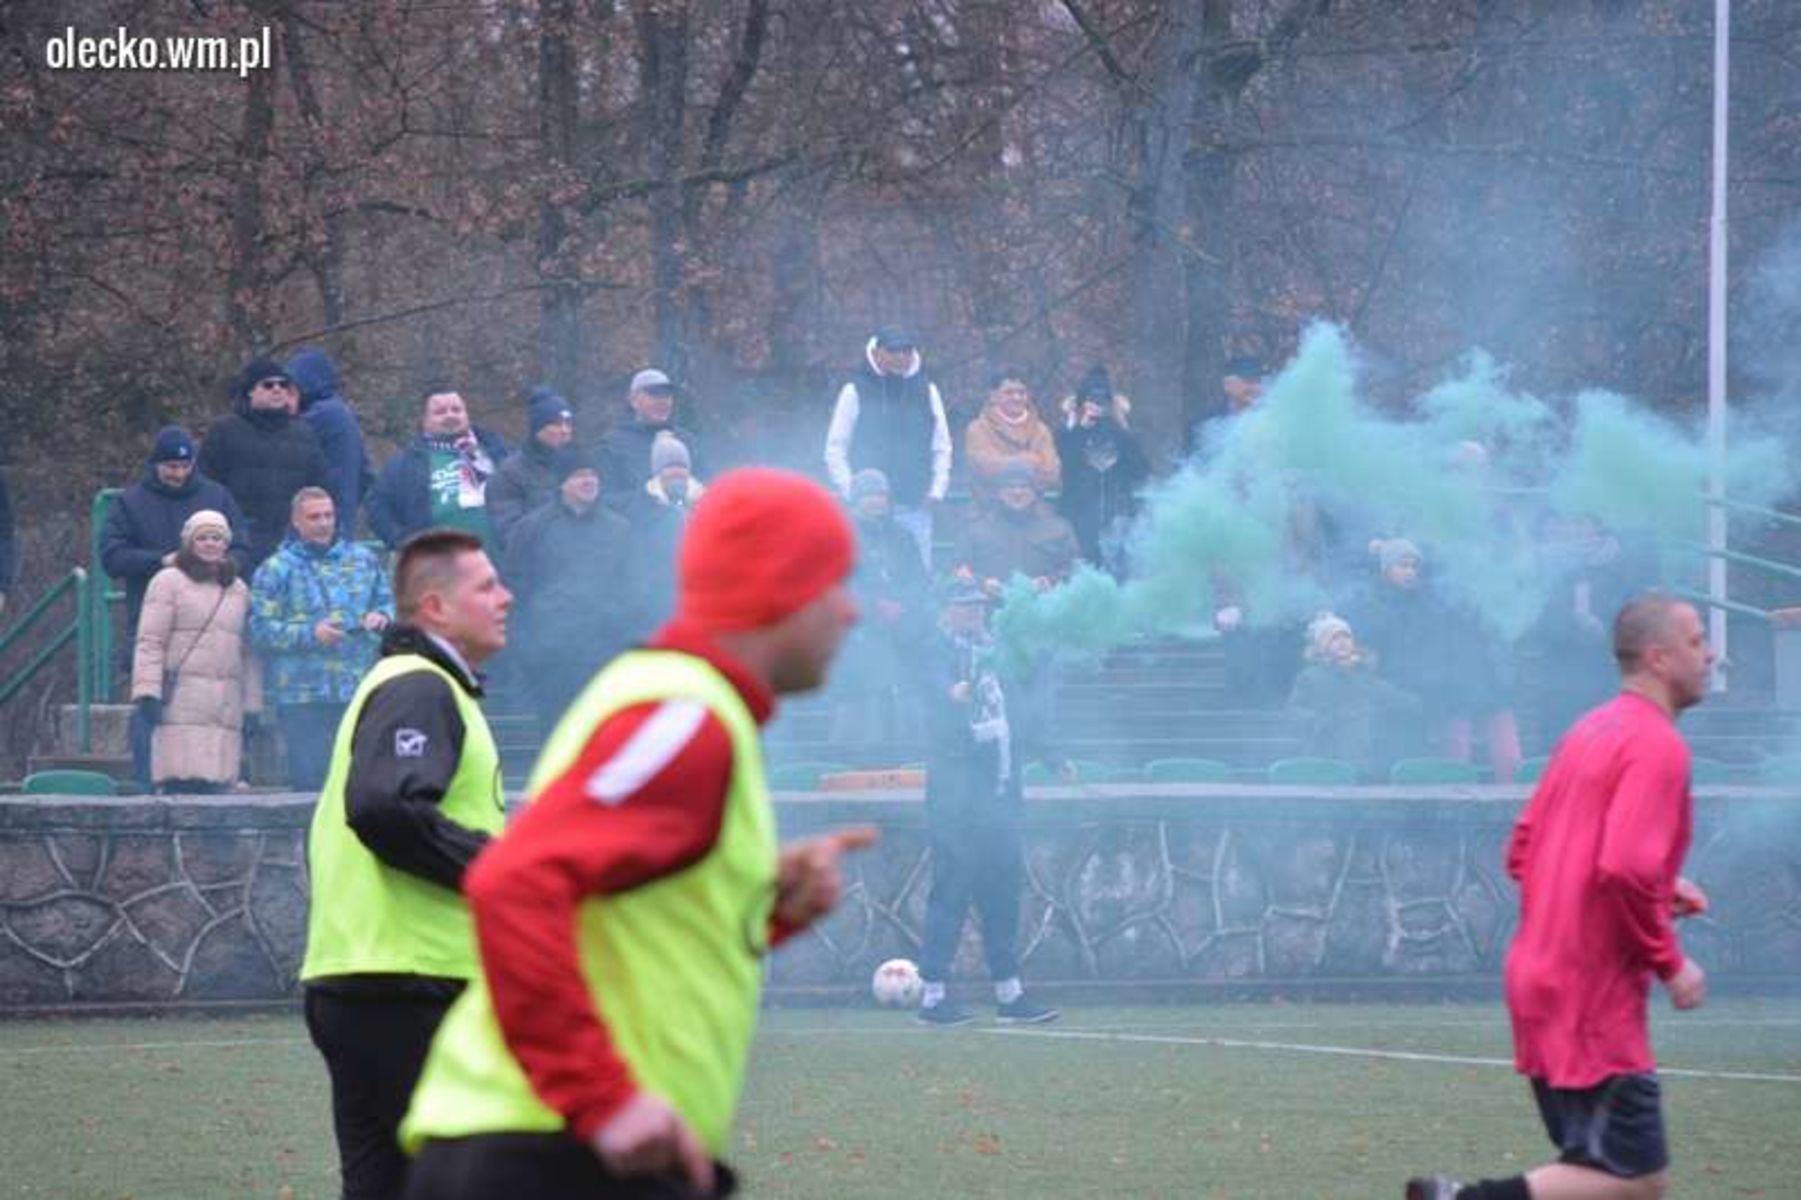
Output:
top-left (87, 489), bottom-right (123, 704)
top-left (0, 567), bottom-right (94, 751)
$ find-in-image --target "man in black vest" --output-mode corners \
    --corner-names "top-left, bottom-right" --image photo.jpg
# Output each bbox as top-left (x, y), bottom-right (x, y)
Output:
top-left (823, 325), bottom-right (951, 567)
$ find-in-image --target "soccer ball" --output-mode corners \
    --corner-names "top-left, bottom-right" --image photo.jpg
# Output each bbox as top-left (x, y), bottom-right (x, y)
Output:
top-left (870, 958), bottom-right (924, 1008)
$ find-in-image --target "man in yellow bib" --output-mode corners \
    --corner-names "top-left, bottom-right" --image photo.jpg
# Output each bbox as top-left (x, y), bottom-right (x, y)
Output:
top-left (401, 468), bottom-right (875, 1199)
top-left (300, 528), bottom-right (512, 1200)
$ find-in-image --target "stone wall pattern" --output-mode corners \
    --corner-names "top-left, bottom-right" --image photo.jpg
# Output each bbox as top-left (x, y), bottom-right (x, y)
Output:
top-left (2, 788), bottom-right (1797, 1010)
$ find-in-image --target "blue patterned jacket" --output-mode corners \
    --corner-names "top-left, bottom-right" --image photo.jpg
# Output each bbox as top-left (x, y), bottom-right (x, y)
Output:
top-left (250, 535), bottom-right (394, 705)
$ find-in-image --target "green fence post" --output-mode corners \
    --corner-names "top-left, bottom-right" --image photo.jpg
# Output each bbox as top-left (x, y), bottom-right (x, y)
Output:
top-left (75, 568), bottom-right (91, 753)
top-left (88, 489), bottom-right (118, 703)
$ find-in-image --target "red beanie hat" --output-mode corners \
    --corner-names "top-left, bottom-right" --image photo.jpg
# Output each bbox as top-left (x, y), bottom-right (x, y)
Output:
top-left (677, 468), bottom-right (856, 632)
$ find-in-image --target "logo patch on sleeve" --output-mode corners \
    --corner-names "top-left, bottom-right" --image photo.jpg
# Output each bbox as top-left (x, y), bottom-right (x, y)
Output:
top-left (395, 728), bottom-right (429, 758)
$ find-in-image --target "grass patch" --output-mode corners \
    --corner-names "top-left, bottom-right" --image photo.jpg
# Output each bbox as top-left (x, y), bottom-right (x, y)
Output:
top-left (3, 999), bottom-right (1798, 1198)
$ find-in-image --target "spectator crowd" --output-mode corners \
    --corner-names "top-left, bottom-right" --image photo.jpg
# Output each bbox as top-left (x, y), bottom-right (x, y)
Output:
top-left (7, 323), bottom-right (1648, 792)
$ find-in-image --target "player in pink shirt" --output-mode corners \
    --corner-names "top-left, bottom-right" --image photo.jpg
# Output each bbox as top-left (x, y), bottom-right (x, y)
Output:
top-left (1408, 594), bottom-right (1713, 1200)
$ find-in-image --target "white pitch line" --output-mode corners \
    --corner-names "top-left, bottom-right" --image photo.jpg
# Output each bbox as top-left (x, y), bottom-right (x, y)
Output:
top-left (2, 1036), bottom-right (310, 1057)
top-left (985, 1027), bottom-right (1801, 1085)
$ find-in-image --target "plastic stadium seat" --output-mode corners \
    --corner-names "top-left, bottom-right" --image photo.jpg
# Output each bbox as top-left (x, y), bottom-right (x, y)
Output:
top-left (1388, 757), bottom-right (1483, 785)
top-left (1515, 756), bottom-right (1551, 785)
top-left (1266, 757), bottom-right (1358, 786)
top-left (1143, 757), bottom-right (1233, 784)
top-left (768, 762), bottom-right (849, 790)
top-left (22, 769), bottom-right (118, 796)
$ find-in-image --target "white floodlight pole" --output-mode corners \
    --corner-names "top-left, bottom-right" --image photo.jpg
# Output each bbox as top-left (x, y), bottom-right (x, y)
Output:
top-left (1706, 0), bottom-right (1731, 690)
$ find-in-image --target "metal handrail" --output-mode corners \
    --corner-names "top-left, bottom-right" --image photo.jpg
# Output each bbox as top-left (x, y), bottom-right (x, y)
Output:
top-left (1704, 493), bottom-right (1801, 531)
top-left (88, 489), bottom-right (122, 703)
top-left (0, 570), bottom-right (90, 743)
top-left (0, 569), bottom-right (80, 660)
top-left (1665, 583), bottom-right (1772, 623)
top-left (1674, 539), bottom-right (1801, 584)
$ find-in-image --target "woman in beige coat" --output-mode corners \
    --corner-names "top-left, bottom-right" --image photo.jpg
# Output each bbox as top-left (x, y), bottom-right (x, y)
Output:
top-left (963, 369), bottom-right (1061, 508)
top-left (131, 510), bottom-right (260, 793)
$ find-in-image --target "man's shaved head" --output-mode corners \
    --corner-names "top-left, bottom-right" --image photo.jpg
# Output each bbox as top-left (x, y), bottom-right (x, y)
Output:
top-left (1612, 593), bottom-right (1691, 673)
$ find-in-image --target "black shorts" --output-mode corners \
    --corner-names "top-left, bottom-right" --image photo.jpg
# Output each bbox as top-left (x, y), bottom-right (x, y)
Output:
top-left (404, 1133), bottom-right (738, 1200)
top-left (1531, 1072), bottom-right (1668, 1179)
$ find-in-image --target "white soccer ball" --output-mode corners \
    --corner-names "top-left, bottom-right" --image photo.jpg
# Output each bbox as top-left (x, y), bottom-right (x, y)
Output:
top-left (870, 957), bottom-right (924, 1008)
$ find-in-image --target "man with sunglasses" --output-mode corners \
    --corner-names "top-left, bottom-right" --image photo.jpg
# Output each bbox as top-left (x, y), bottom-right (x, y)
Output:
top-left (197, 357), bottom-right (330, 568)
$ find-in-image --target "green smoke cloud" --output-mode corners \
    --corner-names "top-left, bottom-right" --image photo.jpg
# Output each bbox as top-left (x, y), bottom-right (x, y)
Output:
top-left (992, 321), bottom-right (1792, 663)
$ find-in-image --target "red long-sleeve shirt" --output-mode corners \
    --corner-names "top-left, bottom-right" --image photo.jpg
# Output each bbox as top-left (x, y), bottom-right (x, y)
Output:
top-left (462, 621), bottom-right (799, 1141)
top-left (1503, 691), bottom-right (1692, 1087)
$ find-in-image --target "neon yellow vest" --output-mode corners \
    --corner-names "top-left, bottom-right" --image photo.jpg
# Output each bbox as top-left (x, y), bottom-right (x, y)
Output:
top-left (300, 653), bottom-right (504, 982)
top-left (401, 650), bottom-right (776, 1158)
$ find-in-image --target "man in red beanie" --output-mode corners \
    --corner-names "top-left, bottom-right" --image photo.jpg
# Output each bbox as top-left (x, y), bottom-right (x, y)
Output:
top-left (399, 468), bottom-right (877, 1200)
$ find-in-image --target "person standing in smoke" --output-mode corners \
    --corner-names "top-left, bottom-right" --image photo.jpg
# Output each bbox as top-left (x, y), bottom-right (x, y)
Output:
top-left (915, 582), bottom-right (1059, 1028)
top-left (505, 447), bottom-right (643, 732)
top-left (1344, 538), bottom-right (1521, 781)
top-left (1054, 364), bottom-right (1149, 576)
top-left (829, 468), bottom-right (933, 746)
top-left (823, 325), bottom-right (952, 567)
top-left (1285, 612), bottom-right (1421, 778)
top-left (627, 431), bottom-right (706, 627)
top-left (1407, 594), bottom-right (1711, 1200)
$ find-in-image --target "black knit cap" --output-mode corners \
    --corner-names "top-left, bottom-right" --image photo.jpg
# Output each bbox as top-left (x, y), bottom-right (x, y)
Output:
top-left (232, 356), bottom-right (292, 401)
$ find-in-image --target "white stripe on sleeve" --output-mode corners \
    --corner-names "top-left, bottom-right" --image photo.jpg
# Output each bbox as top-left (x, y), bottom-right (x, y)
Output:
top-left (583, 700), bottom-right (710, 806)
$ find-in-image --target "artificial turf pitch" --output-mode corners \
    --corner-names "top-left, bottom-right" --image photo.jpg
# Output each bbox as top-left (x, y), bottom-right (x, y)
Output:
top-left (3, 998), bottom-right (1798, 1198)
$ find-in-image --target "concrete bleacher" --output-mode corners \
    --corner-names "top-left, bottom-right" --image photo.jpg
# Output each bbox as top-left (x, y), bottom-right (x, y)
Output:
top-left (36, 635), bottom-right (1799, 791)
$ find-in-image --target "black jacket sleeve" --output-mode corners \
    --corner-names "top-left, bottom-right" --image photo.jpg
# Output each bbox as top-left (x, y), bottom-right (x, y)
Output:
top-left (344, 670), bottom-right (492, 890)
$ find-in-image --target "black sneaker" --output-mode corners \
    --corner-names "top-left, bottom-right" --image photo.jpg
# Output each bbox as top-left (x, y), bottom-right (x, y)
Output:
top-left (995, 997), bottom-right (1060, 1025)
top-left (916, 1001), bottom-right (976, 1027)
top-left (1404, 1177), bottom-right (1463, 1200)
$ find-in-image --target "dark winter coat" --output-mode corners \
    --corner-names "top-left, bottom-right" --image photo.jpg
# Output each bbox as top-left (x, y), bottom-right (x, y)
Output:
top-left (1343, 577), bottom-right (1511, 718)
top-left (1285, 659), bottom-right (1421, 773)
top-left (195, 406), bottom-right (330, 567)
top-left (1053, 407), bottom-right (1149, 568)
top-left (507, 499), bottom-right (644, 664)
top-left (100, 466), bottom-right (253, 632)
top-left (367, 428), bottom-right (512, 550)
top-left (287, 349), bottom-right (374, 535)
top-left (623, 477), bottom-right (704, 627)
top-left (486, 439), bottom-right (564, 550)
top-left (955, 504), bottom-right (1080, 588)
top-left (596, 419), bottom-right (700, 501)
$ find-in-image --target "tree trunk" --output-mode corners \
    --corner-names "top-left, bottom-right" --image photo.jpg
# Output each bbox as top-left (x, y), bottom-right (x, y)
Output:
top-left (226, 62), bottom-right (276, 349)
top-left (1180, 0), bottom-right (1248, 443)
top-left (538, 0), bottom-right (582, 394)
top-left (637, 2), bottom-right (692, 373)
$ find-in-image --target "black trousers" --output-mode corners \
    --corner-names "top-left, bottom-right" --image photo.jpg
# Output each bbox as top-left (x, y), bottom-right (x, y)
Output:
top-left (920, 815), bottom-right (1024, 983)
top-left (305, 986), bottom-right (458, 1200)
top-left (404, 1133), bottom-right (737, 1200)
